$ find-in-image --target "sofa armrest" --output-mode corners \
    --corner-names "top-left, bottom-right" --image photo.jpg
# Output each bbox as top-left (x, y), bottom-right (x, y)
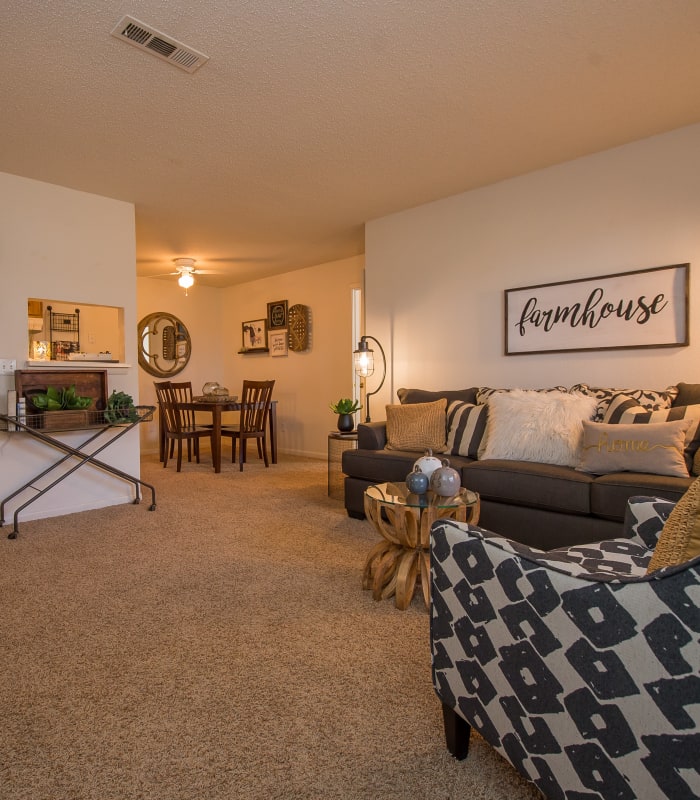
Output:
top-left (357, 421), bottom-right (387, 449)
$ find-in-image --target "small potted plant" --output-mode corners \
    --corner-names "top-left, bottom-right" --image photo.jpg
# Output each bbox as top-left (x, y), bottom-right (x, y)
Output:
top-left (329, 397), bottom-right (361, 433)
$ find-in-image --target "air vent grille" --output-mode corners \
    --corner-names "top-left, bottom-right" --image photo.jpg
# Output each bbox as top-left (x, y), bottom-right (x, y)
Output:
top-left (111, 15), bottom-right (209, 73)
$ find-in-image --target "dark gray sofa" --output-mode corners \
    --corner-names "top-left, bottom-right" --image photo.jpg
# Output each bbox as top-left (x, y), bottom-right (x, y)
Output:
top-left (342, 383), bottom-right (700, 550)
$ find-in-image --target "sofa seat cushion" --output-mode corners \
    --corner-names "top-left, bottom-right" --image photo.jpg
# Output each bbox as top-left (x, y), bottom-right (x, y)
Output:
top-left (590, 472), bottom-right (692, 521)
top-left (462, 459), bottom-right (592, 516)
top-left (342, 448), bottom-right (473, 484)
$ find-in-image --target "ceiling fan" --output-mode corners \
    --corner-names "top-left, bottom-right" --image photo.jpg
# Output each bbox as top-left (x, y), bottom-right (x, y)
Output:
top-left (137, 253), bottom-right (285, 290)
top-left (169, 257), bottom-right (218, 292)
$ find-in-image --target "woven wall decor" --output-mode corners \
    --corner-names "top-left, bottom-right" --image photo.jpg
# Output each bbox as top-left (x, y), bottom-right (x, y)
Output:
top-left (288, 304), bottom-right (310, 351)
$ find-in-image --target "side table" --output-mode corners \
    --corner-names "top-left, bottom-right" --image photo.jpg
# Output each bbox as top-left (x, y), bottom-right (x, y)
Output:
top-left (327, 431), bottom-right (358, 499)
top-left (363, 482), bottom-right (480, 610)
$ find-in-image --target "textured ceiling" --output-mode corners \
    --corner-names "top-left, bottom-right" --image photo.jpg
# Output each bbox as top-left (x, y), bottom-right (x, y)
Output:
top-left (2, 1), bottom-right (700, 287)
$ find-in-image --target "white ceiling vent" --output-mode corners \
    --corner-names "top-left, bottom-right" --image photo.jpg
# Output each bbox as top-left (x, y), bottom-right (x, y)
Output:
top-left (110, 15), bottom-right (209, 73)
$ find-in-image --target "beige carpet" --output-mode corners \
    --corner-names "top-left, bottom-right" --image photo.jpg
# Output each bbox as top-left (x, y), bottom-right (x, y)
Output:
top-left (0, 452), bottom-right (541, 800)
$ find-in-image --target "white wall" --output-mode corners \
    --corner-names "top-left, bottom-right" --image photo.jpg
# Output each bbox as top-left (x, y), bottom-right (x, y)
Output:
top-left (0, 172), bottom-right (141, 521)
top-left (365, 124), bottom-right (700, 413)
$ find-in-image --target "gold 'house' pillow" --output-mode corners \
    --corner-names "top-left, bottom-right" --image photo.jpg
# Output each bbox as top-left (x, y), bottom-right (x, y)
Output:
top-left (385, 398), bottom-right (447, 452)
top-left (577, 419), bottom-right (692, 478)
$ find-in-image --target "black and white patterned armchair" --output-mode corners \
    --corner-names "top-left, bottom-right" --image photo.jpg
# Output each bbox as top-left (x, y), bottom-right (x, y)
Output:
top-left (430, 497), bottom-right (700, 800)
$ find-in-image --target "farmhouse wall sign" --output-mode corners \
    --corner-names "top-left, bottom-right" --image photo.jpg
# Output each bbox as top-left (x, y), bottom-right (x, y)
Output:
top-left (504, 263), bottom-right (689, 356)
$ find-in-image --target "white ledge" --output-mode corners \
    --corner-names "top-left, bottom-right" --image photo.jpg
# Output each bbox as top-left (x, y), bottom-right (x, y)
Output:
top-left (25, 360), bottom-right (132, 369)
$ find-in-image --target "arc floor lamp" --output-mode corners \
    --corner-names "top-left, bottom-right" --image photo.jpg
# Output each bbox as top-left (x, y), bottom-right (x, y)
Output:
top-left (353, 335), bottom-right (386, 423)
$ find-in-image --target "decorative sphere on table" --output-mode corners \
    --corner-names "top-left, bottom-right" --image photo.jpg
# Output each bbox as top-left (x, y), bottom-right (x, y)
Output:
top-left (405, 465), bottom-right (429, 495)
top-left (430, 459), bottom-right (461, 497)
top-left (413, 449), bottom-right (442, 481)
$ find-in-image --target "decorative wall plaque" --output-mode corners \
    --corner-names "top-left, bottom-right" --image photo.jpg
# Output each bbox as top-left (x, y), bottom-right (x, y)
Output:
top-left (504, 263), bottom-right (689, 355)
top-left (288, 304), bottom-right (309, 352)
top-left (267, 300), bottom-right (288, 330)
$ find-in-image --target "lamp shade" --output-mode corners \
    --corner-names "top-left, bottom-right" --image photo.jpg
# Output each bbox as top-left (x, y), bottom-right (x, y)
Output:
top-left (353, 339), bottom-right (375, 377)
top-left (353, 335), bottom-right (386, 423)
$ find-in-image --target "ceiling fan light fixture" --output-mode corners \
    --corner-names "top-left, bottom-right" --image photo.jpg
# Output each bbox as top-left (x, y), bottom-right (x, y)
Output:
top-left (178, 271), bottom-right (194, 289)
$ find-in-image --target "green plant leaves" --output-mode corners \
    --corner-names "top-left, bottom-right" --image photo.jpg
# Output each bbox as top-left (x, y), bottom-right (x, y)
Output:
top-left (29, 384), bottom-right (92, 410)
top-left (104, 390), bottom-right (139, 423)
top-left (329, 397), bottom-right (361, 414)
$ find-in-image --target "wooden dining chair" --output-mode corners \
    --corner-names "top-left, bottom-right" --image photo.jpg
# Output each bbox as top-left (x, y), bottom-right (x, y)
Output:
top-left (221, 380), bottom-right (275, 471)
top-left (169, 380), bottom-right (198, 463)
top-left (154, 381), bottom-right (213, 472)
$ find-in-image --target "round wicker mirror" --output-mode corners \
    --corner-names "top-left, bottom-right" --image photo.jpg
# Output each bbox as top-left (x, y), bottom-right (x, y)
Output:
top-left (137, 312), bottom-right (191, 377)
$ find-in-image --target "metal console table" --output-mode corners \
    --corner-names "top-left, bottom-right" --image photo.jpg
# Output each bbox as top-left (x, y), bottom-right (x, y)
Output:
top-left (0, 406), bottom-right (157, 539)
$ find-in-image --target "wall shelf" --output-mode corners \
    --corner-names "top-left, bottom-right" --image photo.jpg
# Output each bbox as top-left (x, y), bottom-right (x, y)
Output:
top-left (25, 360), bottom-right (132, 369)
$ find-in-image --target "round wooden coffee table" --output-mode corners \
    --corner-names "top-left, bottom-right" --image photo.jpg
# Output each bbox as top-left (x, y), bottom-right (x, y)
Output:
top-left (362, 482), bottom-right (480, 610)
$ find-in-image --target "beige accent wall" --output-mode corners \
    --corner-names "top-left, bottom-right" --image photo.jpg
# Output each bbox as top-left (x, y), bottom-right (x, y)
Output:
top-left (365, 124), bottom-right (700, 412)
top-left (136, 279), bottom-right (226, 456)
top-left (29, 299), bottom-right (124, 361)
top-left (137, 256), bottom-right (364, 459)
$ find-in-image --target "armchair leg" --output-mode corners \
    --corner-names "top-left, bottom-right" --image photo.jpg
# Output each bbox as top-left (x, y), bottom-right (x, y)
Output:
top-left (442, 703), bottom-right (471, 760)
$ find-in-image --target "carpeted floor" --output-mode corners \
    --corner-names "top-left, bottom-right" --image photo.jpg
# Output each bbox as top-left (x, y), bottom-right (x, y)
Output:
top-left (0, 452), bottom-right (541, 800)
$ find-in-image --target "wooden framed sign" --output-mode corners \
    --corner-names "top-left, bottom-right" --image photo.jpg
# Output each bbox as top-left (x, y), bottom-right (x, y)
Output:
top-left (504, 263), bottom-right (689, 355)
top-left (267, 300), bottom-right (288, 330)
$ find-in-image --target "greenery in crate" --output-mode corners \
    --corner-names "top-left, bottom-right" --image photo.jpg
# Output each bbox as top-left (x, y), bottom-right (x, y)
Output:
top-left (29, 385), bottom-right (92, 411)
top-left (104, 390), bottom-right (139, 423)
top-left (329, 398), bottom-right (361, 414)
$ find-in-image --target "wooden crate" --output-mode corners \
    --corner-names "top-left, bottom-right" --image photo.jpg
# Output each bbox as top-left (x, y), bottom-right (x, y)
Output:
top-left (41, 410), bottom-right (92, 430)
top-left (15, 370), bottom-right (108, 413)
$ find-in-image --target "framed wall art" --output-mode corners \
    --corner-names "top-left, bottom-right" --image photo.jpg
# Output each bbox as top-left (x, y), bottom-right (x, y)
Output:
top-left (268, 330), bottom-right (288, 357)
top-left (504, 263), bottom-right (689, 355)
top-left (241, 319), bottom-right (267, 351)
top-left (267, 300), bottom-right (288, 330)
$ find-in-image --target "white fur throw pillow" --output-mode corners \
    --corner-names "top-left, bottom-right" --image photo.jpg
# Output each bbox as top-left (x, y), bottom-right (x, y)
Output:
top-left (480, 389), bottom-right (598, 467)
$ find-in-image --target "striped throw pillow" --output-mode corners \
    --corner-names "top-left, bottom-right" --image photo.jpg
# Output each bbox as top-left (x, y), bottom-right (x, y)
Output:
top-left (446, 401), bottom-right (488, 459)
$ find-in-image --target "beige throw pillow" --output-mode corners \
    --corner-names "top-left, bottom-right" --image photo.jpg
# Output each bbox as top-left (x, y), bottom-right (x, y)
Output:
top-left (647, 477), bottom-right (700, 572)
top-left (603, 393), bottom-right (700, 474)
top-left (577, 419), bottom-right (692, 477)
top-left (385, 398), bottom-right (447, 452)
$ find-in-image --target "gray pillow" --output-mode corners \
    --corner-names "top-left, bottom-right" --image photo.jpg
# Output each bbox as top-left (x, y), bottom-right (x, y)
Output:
top-left (397, 387), bottom-right (477, 405)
